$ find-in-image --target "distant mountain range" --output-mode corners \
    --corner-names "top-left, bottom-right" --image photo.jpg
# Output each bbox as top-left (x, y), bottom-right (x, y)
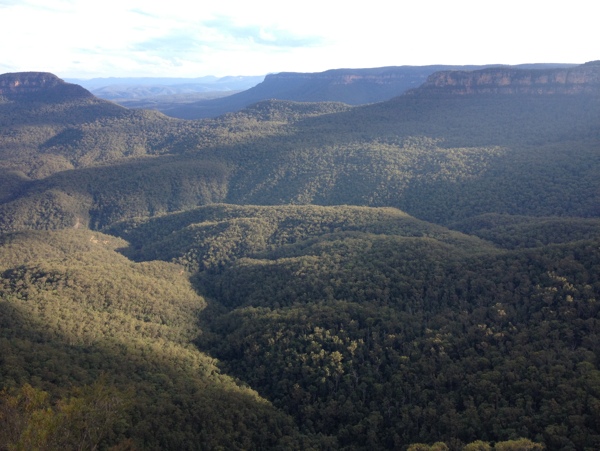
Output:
top-left (71, 63), bottom-right (577, 119)
top-left (67, 75), bottom-right (265, 98)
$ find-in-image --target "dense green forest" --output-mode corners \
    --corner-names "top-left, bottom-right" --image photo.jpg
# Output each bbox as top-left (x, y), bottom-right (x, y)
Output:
top-left (1, 66), bottom-right (600, 449)
top-left (108, 204), bottom-right (600, 449)
top-left (0, 229), bottom-right (316, 449)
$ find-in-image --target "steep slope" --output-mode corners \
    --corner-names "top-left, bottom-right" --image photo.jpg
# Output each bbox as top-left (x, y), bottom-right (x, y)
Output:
top-left (0, 229), bottom-right (314, 449)
top-left (0, 71), bottom-right (257, 179)
top-left (415, 60), bottom-right (600, 95)
top-left (0, 72), bottom-right (142, 178)
top-left (0, 72), bottom-right (93, 102)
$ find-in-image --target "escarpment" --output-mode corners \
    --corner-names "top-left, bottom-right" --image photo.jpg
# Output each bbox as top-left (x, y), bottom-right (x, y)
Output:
top-left (416, 61), bottom-right (600, 95)
top-left (0, 72), bottom-right (94, 101)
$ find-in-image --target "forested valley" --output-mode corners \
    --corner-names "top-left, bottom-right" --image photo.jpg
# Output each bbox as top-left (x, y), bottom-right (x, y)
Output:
top-left (1, 64), bottom-right (600, 450)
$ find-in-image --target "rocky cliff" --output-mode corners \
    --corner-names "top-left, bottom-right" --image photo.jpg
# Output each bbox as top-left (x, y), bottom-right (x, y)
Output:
top-left (416, 61), bottom-right (600, 95)
top-left (0, 72), bottom-right (93, 101)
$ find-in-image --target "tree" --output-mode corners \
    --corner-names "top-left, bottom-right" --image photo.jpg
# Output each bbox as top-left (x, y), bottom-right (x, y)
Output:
top-left (0, 378), bottom-right (130, 451)
top-left (494, 438), bottom-right (544, 451)
top-left (463, 440), bottom-right (492, 450)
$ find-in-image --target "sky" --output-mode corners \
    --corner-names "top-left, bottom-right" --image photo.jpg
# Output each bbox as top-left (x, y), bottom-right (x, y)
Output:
top-left (1, 0), bottom-right (598, 79)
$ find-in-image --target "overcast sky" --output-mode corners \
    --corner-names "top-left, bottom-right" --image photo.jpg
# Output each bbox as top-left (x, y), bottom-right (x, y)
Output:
top-left (1, 0), bottom-right (597, 79)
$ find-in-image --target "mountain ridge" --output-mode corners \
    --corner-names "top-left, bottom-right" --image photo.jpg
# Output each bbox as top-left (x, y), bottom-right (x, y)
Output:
top-left (140, 63), bottom-right (577, 119)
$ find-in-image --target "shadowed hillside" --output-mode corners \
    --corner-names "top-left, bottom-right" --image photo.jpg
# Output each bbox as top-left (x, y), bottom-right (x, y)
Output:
top-left (0, 229), bottom-right (316, 449)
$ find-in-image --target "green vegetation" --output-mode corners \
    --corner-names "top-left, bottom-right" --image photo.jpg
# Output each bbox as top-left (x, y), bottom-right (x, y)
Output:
top-left (0, 379), bottom-right (130, 450)
top-left (0, 230), bottom-right (312, 449)
top-left (407, 439), bottom-right (544, 450)
top-left (106, 204), bottom-right (600, 449)
top-left (194, 226), bottom-right (600, 449)
top-left (108, 204), bottom-right (490, 272)
top-left (3, 81), bottom-right (600, 229)
top-left (1, 67), bottom-right (600, 449)
top-left (450, 214), bottom-right (600, 249)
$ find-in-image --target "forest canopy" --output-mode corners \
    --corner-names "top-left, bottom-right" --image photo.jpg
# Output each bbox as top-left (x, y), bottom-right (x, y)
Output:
top-left (1, 66), bottom-right (600, 449)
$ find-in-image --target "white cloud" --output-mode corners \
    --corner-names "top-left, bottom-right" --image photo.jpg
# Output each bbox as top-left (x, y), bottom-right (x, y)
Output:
top-left (0, 0), bottom-right (597, 78)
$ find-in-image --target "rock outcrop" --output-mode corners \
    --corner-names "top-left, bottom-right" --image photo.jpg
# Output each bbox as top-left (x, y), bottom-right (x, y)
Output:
top-left (0, 72), bottom-right (94, 101)
top-left (415, 61), bottom-right (600, 95)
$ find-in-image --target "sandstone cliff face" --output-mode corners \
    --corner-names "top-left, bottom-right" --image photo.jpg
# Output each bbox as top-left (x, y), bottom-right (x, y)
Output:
top-left (417, 62), bottom-right (600, 95)
top-left (0, 72), bottom-right (93, 101)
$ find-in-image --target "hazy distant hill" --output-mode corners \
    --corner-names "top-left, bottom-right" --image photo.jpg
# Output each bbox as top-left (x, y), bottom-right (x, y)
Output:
top-left (68, 75), bottom-right (265, 99)
top-left (146, 63), bottom-right (576, 119)
top-left (65, 75), bottom-right (265, 119)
